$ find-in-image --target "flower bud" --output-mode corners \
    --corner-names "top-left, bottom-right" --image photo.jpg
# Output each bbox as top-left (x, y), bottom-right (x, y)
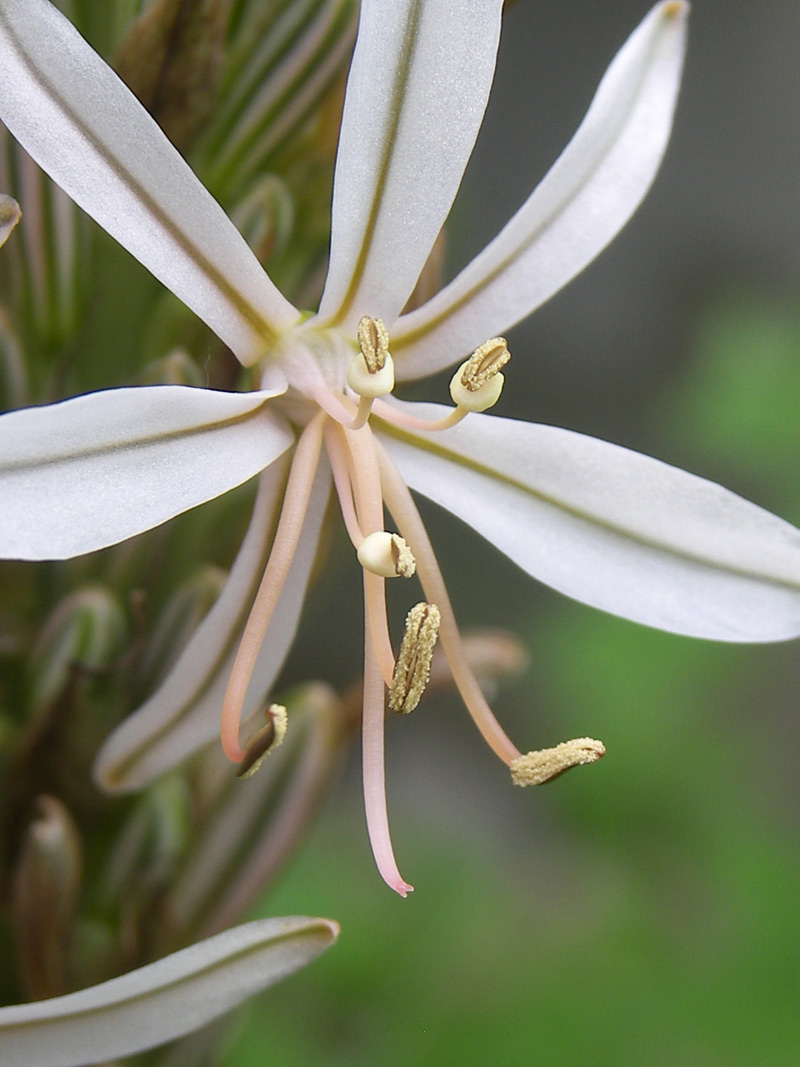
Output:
top-left (115, 0), bottom-right (229, 151)
top-left (0, 193), bottom-right (21, 248)
top-left (12, 796), bottom-right (82, 1000)
top-left (28, 587), bottom-right (127, 714)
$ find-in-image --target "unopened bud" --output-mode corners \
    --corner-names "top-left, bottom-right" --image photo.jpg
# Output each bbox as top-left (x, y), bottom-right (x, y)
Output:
top-left (347, 316), bottom-right (395, 397)
top-left (510, 737), bottom-right (605, 786)
top-left (138, 348), bottom-right (206, 387)
top-left (12, 796), bottom-right (82, 1000)
top-left (450, 337), bottom-right (510, 412)
top-left (389, 603), bottom-right (441, 713)
top-left (357, 531), bottom-right (416, 578)
top-left (29, 587), bottom-right (127, 713)
top-left (0, 194), bottom-right (21, 248)
top-left (115, 0), bottom-right (229, 150)
top-left (237, 704), bottom-right (288, 778)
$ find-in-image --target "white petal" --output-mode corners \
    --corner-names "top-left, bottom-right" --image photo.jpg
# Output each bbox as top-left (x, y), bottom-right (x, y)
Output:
top-left (392, 1), bottom-right (689, 379)
top-left (0, 385), bottom-right (293, 560)
top-left (0, 191), bottom-right (20, 246)
top-left (95, 458), bottom-right (331, 792)
top-left (315, 0), bottom-right (503, 331)
top-left (0, 0), bottom-right (299, 363)
top-left (379, 402), bottom-right (800, 641)
top-left (0, 917), bottom-right (338, 1067)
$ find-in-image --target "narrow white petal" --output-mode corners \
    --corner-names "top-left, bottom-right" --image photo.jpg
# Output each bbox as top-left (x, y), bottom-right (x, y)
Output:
top-left (393, 1), bottom-right (689, 379)
top-left (0, 191), bottom-right (20, 246)
top-left (95, 458), bottom-right (331, 792)
top-left (379, 402), bottom-right (800, 641)
top-left (0, 0), bottom-right (299, 363)
top-left (0, 385), bottom-right (294, 560)
top-left (315, 0), bottom-right (503, 331)
top-left (0, 917), bottom-right (338, 1067)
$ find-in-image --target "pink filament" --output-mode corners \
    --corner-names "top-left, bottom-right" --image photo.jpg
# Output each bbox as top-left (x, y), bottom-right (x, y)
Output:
top-left (219, 414), bottom-right (325, 763)
top-left (372, 397), bottom-right (468, 433)
top-left (376, 439), bottom-right (522, 767)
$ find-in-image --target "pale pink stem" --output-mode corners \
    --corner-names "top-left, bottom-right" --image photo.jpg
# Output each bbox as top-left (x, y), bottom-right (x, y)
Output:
top-left (343, 424), bottom-right (395, 687)
top-left (362, 600), bottom-right (413, 897)
top-left (376, 440), bottom-right (522, 766)
top-left (220, 414), bottom-right (326, 763)
top-left (306, 381), bottom-right (355, 425)
top-left (372, 397), bottom-right (468, 433)
top-left (350, 395), bottom-right (374, 430)
top-left (323, 421), bottom-right (364, 546)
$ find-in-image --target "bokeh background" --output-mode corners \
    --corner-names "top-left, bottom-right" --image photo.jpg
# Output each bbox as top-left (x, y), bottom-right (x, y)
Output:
top-left (4, 1), bottom-right (800, 1064)
top-left (221, 2), bottom-right (800, 1064)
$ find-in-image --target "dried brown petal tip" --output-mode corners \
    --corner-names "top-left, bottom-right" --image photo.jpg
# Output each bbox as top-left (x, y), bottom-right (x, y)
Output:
top-left (237, 704), bottom-right (288, 779)
top-left (510, 737), bottom-right (605, 787)
top-left (389, 603), bottom-right (441, 714)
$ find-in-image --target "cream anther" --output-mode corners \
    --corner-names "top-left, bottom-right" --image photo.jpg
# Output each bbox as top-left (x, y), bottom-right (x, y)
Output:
top-left (510, 737), bottom-right (605, 787)
top-left (236, 703), bottom-right (288, 779)
top-left (357, 531), bottom-right (416, 578)
top-left (449, 336), bottom-right (510, 412)
top-left (347, 315), bottom-right (395, 398)
top-left (389, 602), bottom-right (441, 713)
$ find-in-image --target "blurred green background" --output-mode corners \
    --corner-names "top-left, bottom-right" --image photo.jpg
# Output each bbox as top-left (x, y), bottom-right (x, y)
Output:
top-left (218, 292), bottom-right (800, 1066)
top-left (4, 1), bottom-right (800, 1064)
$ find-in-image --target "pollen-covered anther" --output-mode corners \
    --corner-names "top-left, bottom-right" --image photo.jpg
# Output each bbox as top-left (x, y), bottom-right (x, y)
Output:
top-left (389, 602), bottom-right (441, 713)
top-left (236, 703), bottom-right (288, 779)
top-left (357, 531), bottom-right (416, 578)
top-left (347, 315), bottom-right (395, 397)
top-left (510, 737), bottom-right (605, 787)
top-left (449, 337), bottom-right (510, 412)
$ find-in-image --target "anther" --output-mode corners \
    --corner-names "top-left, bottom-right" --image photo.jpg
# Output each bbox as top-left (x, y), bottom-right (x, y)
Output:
top-left (449, 337), bottom-right (510, 412)
top-left (357, 531), bottom-right (416, 578)
top-left (347, 315), bottom-right (395, 398)
top-left (389, 602), bottom-right (441, 713)
top-left (236, 703), bottom-right (288, 778)
top-left (509, 737), bottom-right (605, 786)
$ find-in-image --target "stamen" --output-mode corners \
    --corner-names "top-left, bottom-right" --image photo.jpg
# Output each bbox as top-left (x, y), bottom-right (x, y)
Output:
top-left (220, 414), bottom-right (325, 764)
top-left (236, 703), bottom-right (288, 779)
top-left (357, 531), bottom-right (416, 578)
top-left (375, 439), bottom-right (522, 765)
top-left (450, 337), bottom-right (510, 413)
top-left (347, 315), bottom-right (395, 400)
top-left (389, 602), bottom-right (441, 713)
top-left (369, 337), bottom-right (511, 437)
top-left (324, 420), bottom-right (364, 546)
top-left (510, 738), bottom-right (605, 786)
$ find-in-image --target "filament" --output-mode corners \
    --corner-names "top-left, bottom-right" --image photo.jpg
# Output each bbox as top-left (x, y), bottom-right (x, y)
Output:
top-left (376, 439), bottom-right (522, 766)
top-left (220, 413), bottom-right (326, 763)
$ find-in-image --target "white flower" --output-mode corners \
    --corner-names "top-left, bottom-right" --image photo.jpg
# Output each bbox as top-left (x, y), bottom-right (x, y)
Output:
top-left (3, 0), bottom-right (800, 897)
